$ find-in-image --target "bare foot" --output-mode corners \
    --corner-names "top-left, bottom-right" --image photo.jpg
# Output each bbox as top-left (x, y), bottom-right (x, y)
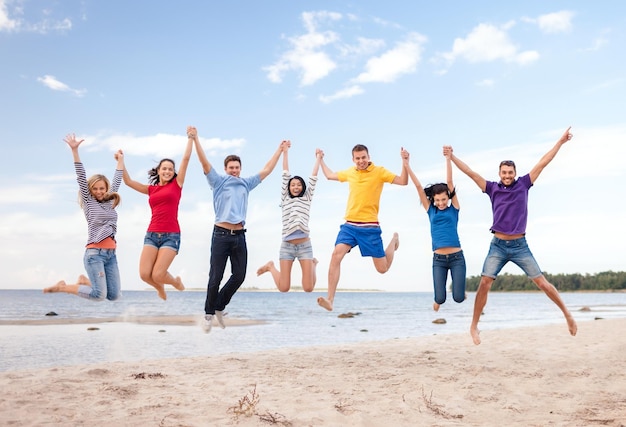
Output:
top-left (43, 280), bottom-right (65, 293)
top-left (470, 327), bottom-right (481, 345)
top-left (392, 232), bottom-right (400, 250)
top-left (312, 258), bottom-right (319, 266)
top-left (256, 261), bottom-right (274, 276)
top-left (172, 276), bottom-right (185, 291)
top-left (433, 302), bottom-right (440, 312)
top-left (566, 314), bottom-right (578, 336)
top-left (317, 296), bottom-right (333, 311)
top-left (77, 275), bottom-right (90, 285)
top-left (155, 285), bottom-right (167, 301)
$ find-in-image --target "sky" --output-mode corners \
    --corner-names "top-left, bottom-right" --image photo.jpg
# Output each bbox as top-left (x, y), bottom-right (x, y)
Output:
top-left (1, 0), bottom-right (625, 294)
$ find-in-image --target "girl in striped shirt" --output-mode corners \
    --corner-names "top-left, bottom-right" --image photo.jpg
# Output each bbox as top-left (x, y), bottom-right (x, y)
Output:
top-left (44, 134), bottom-right (124, 301)
top-left (257, 144), bottom-right (321, 292)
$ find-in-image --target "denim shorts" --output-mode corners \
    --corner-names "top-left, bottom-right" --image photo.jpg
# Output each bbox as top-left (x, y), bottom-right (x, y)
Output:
top-left (335, 223), bottom-right (385, 258)
top-left (279, 239), bottom-right (314, 261)
top-left (143, 232), bottom-right (180, 252)
top-left (481, 236), bottom-right (542, 279)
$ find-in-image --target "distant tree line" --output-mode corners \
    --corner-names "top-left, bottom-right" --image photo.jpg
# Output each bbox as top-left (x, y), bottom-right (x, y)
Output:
top-left (466, 271), bottom-right (626, 292)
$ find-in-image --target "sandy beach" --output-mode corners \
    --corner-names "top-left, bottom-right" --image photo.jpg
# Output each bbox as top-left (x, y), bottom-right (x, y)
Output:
top-left (1, 318), bottom-right (625, 427)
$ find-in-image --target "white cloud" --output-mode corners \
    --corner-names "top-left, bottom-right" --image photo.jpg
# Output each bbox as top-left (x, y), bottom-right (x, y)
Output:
top-left (476, 78), bottom-right (495, 87)
top-left (523, 11), bottom-right (574, 34)
top-left (264, 11), bottom-right (342, 86)
top-left (0, 0), bottom-right (19, 31)
top-left (0, 0), bottom-right (71, 33)
top-left (354, 32), bottom-right (426, 84)
top-left (440, 23), bottom-right (539, 67)
top-left (319, 84), bottom-right (364, 103)
top-left (83, 132), bottom-right (245, 159)
top-left (37, 75), bottom-right (86, 97)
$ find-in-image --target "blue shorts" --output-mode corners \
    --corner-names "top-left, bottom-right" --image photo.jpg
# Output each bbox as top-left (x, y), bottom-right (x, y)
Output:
top-left (481, 236), bottom-right (542, 279)
top-left (279, 239), bottom-right (314, 261)
top-left (335, 223), bottom-right (385, 258)
top-left (143, 232), bottom-right (180, 252)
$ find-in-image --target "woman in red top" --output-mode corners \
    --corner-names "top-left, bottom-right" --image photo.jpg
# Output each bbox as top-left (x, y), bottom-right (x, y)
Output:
top-left (120, 130), bottom-right (193, 300)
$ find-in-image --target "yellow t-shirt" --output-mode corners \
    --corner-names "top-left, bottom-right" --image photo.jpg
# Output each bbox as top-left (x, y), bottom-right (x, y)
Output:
top-left (337, 163), bottom-right (396, 223)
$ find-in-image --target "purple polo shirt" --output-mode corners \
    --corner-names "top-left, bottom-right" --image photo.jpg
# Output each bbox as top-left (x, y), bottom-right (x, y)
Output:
top-left (484, 174), bottom-right (533, 235)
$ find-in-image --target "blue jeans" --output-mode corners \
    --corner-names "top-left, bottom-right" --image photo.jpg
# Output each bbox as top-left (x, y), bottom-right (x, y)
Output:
top-left (432, 250), bottom-right (466, 304)
top-left (79, 248), bottom-right (121, 301)
top-left (204, 227), bottom-right (247, 315)
top-left (481, 237), bottom-right (542, 279)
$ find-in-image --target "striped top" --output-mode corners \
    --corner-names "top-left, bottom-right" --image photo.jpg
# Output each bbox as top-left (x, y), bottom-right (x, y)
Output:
top-left (281, 171), bottom-right (317, 240)
top-left (75, 162), bottom-right (122, 246)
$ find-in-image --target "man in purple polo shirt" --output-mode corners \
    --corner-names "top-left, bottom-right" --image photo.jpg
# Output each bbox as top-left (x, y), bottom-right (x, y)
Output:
top-left (447, 127), bottom-right (577, 345)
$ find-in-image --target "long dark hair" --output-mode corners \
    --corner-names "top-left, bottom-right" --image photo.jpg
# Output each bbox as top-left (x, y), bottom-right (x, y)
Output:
top-left (424, 183), bottom-right (455, 204)
top-left (148, 158), bottom-right (177, 185)
top-left (287, 176), bottom-right (306, 198)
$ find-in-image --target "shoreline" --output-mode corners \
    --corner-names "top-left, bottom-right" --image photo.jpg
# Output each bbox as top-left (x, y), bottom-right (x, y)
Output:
top-left (2, 318), bottom-right (625, 426)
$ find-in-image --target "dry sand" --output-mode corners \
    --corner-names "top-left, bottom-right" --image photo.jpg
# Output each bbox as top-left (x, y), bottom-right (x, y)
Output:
top-left (1, 318), bottom-right (624, 426)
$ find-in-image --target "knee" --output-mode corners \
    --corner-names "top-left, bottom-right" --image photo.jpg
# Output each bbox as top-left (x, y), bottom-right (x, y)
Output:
top-left (91, 290), bottom-right (107, 301)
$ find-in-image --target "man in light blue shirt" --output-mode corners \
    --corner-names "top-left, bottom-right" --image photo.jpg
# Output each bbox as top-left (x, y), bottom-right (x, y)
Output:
top-left (189, 126), bottom-right (286, 333)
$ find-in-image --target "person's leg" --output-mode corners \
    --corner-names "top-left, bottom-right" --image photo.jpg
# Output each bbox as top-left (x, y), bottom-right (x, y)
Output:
top-left (151, 248), bottom-right (184, 291)
top-left (215, 234), bottom-right (247, 311)
top-left (204, 233), bottom-right (230, 315)
top-left (299, 258), bottom-right (318, 292)
top-left (80, 249), bottom-right (108, 301)
top-left (138, 244), bottom-right (166, 299)
top-left (258, 241), bottom-right (295, 291)
top-left (318, 243), bottom-right (350, 311)
top-left (43, 274), bottom-right (89, 295)
top-left (472, 239), bottom-right (507, 345)
top-left (449, 251), bottom-right (467, 303)
top-left (104, 250), bottom-right (122, 301)
top-left (432, 253), bottom-right (448, 311)
top-left (372, 232), bottom-right (399, 273)
top-left (510, 238), bottom-right (578, 338)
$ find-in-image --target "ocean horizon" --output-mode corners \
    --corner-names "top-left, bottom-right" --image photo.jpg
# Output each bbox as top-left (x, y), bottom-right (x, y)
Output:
top-left (2, 289), bottom-right (625, 372)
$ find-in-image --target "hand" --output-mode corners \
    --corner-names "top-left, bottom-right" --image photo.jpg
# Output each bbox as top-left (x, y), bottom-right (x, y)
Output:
top-left (281, 140), bottom-right (291, 151)
top-left (187, 126), bottom-right (197, 139)
top-left (400, 147), bottom-right (410, 160)
top-left (443, 145), bottom-right (453, 159)
top-left (114, 149), bottom-right (124, 161)
top-left (558, 126), bottom-right (573, 144)
top-left (63, 133), bottom-right (84, 149)
top-left (316, 148), bottom-right (324, 158)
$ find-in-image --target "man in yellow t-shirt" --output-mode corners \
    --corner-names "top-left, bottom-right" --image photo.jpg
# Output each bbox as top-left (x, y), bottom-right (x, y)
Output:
top-left (317, 144), bottom-right (409, 311)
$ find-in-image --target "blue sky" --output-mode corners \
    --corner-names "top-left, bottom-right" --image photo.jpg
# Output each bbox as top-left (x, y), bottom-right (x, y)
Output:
top-left (2, 0), bottom-right (625, 293)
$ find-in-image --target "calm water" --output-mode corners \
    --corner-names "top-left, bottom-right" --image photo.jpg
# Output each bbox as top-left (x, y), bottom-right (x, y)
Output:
top-left (1, 290), bottom-right (625, 372)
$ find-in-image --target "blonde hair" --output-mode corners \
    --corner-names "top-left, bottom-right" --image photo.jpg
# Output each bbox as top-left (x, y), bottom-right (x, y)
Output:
top-left (79, 174), bottom-right (121, 208)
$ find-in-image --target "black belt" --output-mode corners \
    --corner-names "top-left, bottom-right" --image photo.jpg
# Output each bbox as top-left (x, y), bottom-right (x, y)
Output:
top-left (214, 225), bottom-right (247, 235)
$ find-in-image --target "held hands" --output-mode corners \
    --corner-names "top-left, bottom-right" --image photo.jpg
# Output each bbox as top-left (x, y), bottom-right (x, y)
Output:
top-left (400, 147), bottom-right (410, 162)
top-left (63, 133), bottom-right (84, 149)
top-left (315, 148), bottom-right (324, 159)
top-left (114, 149), bottom-right (124, 161)
top-left (187, 126), bottom-right (197, 140)
top-left (443, 145), bottom-right (453, 159)
top-left (280, 140), bottom-right (291, 151)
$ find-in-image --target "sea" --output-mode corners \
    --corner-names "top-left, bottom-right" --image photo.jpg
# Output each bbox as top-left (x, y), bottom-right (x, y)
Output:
top-left (1, 289), bottom-right (625, 372)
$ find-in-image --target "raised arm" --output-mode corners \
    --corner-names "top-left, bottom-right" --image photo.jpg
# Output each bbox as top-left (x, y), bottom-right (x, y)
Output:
top-left (404, 151), bottom-right (430, 211)
top-left (282, 140), bottom-right (290, 173)
top-left (189, 126), bottom-right (212, 175)
top-left (317, 149), bottom-right (338, 181)
top-left (260, 140), bottom-right (289, 181)
top-left (391, 147), bottom-right (409, 185)
top-left (119, 155), bottom-right (149, 194)
top-left (444, 145), bottom-right (459, 209)
top-left (529, 126), bottom-right (573, 184)
top-left (175, 129), bottom-right (194, 186)
top-left (312, 149), bottom-right (322, 176)
top-left (64, 133), bottom-right (83, 163)
top-left (447, 146), bottom-right (486, 192)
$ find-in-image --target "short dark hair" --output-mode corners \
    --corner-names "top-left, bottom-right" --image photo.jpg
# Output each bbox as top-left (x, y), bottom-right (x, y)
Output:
top-left (499, 160), bottom-right (516, 171)
top-left (224, 155), bottom-right (241, 168)
top-left (352, 144), bottom-right (369, 155)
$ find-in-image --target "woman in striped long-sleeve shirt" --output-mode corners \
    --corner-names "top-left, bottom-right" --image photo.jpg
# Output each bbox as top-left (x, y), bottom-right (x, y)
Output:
top-left (44, 134), bottom-right (124, 301)
top-left (257, 144), bottom-right (321, 292)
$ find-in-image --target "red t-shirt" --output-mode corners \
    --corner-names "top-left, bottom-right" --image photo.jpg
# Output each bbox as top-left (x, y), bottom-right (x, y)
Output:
top-left (147, 180), bottom-right (182, 232)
